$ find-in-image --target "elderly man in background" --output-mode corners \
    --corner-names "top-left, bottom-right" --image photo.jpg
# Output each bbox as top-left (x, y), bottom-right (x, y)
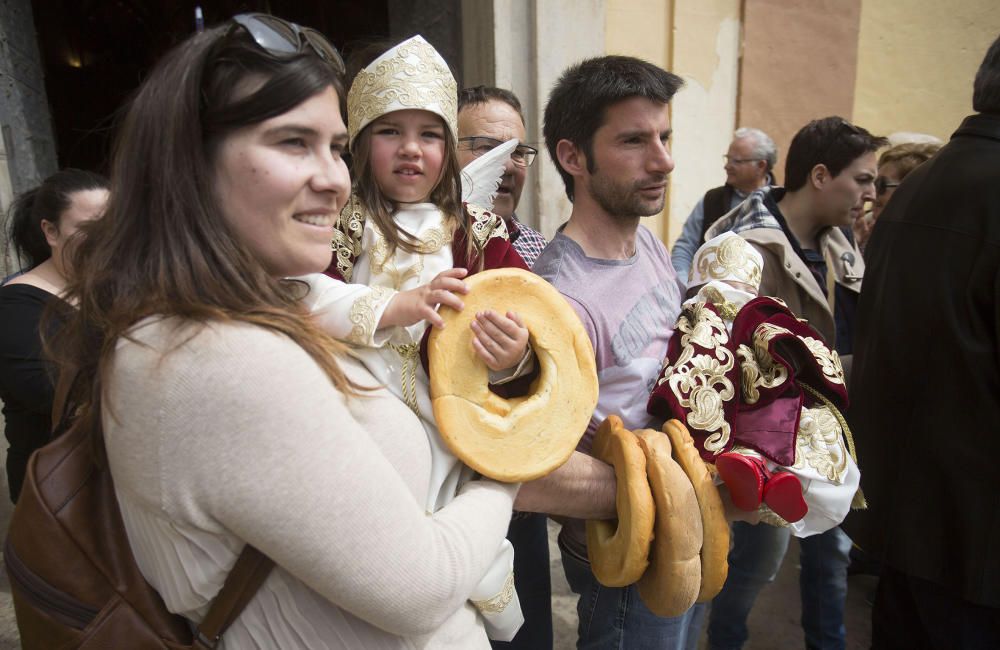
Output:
top-left (671, 128), bottom-right (776, 280)
top-left (458, 86), bottom-right (547, 268)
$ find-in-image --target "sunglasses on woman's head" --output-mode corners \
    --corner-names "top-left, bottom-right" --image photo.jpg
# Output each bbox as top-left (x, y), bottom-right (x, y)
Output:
top-left (230, 13), bottom-right (345, 75)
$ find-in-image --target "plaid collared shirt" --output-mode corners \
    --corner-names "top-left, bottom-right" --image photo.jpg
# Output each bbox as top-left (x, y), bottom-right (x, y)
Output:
top-left (508, 215), bottom-right (548, 269)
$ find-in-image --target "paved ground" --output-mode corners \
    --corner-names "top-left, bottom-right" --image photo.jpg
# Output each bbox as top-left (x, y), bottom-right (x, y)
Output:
top-left (548, 519), bottom-right (876, 650)
top-left (0, 408), bottom-right (874, 649)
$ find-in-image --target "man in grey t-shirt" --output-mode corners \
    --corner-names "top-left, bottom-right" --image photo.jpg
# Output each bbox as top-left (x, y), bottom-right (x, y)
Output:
top-left (515, 56), bottom-right (700, 650)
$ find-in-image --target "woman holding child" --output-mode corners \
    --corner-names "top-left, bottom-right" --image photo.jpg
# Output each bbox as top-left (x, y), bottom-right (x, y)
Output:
top-left (49, 14), bottom-right (519, 649)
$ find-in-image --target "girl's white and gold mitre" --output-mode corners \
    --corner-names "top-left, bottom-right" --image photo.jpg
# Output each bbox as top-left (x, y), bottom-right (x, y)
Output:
top-left (347, 35), bottom-right (458, 145)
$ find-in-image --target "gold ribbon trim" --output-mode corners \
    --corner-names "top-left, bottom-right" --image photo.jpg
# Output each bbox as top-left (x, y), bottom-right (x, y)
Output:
top-left (471, 571), bottom-right (515, 614)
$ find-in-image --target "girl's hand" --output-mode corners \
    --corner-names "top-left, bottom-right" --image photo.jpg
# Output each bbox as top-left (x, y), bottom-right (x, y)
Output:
top-left (379, 268), bottom-right (469, 330)
top-left (471, 310), bottom-right (530, 372)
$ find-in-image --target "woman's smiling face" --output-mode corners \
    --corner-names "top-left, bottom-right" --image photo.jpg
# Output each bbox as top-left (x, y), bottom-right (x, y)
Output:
top-left (213, 85), bottom-right (350, 277)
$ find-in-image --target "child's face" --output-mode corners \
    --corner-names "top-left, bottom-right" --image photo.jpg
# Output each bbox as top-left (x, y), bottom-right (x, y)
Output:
top-left (369, 109), bottom-right (447, 204)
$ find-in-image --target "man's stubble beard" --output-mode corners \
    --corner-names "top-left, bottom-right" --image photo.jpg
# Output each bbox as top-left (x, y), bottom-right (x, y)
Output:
top-left (589, 168), bottom-right (667, 220)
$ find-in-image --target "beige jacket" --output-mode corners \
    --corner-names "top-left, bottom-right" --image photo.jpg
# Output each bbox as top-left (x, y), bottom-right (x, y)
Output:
top-left (706, 187), bottom-right (864, 347)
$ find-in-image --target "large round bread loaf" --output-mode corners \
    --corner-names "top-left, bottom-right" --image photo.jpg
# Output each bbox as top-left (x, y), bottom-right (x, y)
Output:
top-left (662, 419), bottom-right (730, 602)
top-left (634, 429), bottom-right (703, 617)
top-left (586, 416), bottom-right (655, 587)
top-left (428, 268), bottom-right (598, 481)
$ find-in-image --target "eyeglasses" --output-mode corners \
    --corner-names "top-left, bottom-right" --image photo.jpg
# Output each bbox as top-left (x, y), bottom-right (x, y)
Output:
top-left (230, 13), bottom-right (345, 75)
top-left (874, 177), bottom-right (901, 195)
top-left (723, 155), bottom-right (762, 165)
top-left (459, 136), bottom-right (538, 168)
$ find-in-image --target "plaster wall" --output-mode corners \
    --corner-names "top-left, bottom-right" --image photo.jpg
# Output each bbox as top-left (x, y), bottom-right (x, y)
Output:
top-left (604, 0), bottom-right (672, 243)
top-left (667, 0), bottom-right (741, 247)
top-left (738, 0), bottom-right (862, 175)
top-left (853, 0), bottom-right (1000, 141)
top-left (532, 0), bottom-right (606, 239)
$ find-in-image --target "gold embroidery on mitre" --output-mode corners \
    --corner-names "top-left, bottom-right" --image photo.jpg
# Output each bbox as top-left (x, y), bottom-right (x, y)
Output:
top-left (332, 194), bottom-right (366, 282)
top-left (347, 35), bottom-right (458, 144)
top-left (793, 405), bottom-right (849, 483)
top-left (347, 286), bottom-right (394, 346)
top-left (694, 235), bottom-right (762, 287)
top-left (472, 571), bottom-right (516, 614)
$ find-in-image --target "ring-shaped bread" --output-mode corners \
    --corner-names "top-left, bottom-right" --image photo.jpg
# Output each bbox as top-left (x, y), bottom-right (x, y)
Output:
top-left (662, 419), bottom-right (730, 602)
top-left (428, 268), bottom-right (598, 482)
top-left (634, 429), bottom-right (702, 617)
top-left (585, 416), bottom-right (655, 587)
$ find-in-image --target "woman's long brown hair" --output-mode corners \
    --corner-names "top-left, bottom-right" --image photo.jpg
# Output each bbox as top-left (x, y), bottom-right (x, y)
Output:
top-left (47, 24), bottom-right (359, 434)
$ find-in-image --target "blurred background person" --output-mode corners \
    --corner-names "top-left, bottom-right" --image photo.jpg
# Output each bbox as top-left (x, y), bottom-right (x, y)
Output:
top-left (0, 169), bottom-right (108, 502)
top-left (853, 141), bottom-right (941, 251)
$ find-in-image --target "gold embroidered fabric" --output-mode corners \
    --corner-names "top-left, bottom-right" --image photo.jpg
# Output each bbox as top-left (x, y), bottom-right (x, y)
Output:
top-left (659, 303), bottom-right (735, 453)
top-left (703, 286), bottom-right (742, 321)
top-left (332, 194), bottom-right (366, 282)
top-left (347, 35), bottom-right (458, 144)
top-left (800, 336), bottom-right (846, 385)
top-left (736, 344), bottom-right (788, 405)
top-left (347, 286), bottom-right (394, 345)
top-left (793, 405), bottom-right (849, 482)
top-left (466, 203), bottom-right (509, 250)
top-left (367, 218), bottom-right (452, 290)
top-left (471, 571), bottom-right (516, 614)
top-left (691, 232), bottom-right (763, 288)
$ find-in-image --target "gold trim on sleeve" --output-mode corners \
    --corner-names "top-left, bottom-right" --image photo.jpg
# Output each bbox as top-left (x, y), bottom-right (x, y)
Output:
top-left (471, 571), bottom-right (516, 614)
top-left (347, 286), bottom-right (394, 346)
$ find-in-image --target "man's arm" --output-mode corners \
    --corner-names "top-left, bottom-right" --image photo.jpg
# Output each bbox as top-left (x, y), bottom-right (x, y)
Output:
top-left (670, 198), bottom-right (707, 282)
top-left (514, 450), bottom-right (616, 520)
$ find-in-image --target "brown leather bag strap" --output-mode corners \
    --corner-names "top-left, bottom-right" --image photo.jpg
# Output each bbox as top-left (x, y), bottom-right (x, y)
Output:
top-left (193, 545), bottom-right (274, 649)
top-left (51, 366), bottom-right (77, 434)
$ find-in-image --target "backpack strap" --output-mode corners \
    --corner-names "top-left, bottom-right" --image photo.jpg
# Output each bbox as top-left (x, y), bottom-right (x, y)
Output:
top-left (51, 365), bottom-right (77, 434)
top-left (193, 545), bottom-right (274, 648)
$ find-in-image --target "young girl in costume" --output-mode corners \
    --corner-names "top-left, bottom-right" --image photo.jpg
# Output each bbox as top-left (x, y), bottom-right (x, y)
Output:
top-left (648, 232), bottom-right (862, 537)
top-left (302, 35), bottom-right (528, 639)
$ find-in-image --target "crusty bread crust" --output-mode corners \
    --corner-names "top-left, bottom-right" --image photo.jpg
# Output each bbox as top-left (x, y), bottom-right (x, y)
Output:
top-left (428, 268), bottom-right (598, 481)
top-left (586, 416), bottom-right (655, 587)
top-left (662, 419), bottom-right (730, 602)
top-left (634, 429), bottom-right (702, 617)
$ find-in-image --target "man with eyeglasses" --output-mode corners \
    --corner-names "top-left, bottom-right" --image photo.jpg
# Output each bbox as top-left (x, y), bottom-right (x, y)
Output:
top-left (457, 85), bottom-right (552, 650)
top-left (703, 116), bottom-right (886, 650)
top-left (670, 128), bottom-right (776, 281)
top-left (458, 86), bottom-right (547, 268)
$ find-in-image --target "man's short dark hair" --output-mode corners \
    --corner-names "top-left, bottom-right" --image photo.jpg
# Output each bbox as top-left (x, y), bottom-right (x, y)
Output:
top-left (543, 56), bottom-right (684, 201)
top-left (784, 117), bottom-right (888, 192)
top-left (458, 85), bottom-right (525, 124)
top-left (973, 34), bottom-right (1000, 115)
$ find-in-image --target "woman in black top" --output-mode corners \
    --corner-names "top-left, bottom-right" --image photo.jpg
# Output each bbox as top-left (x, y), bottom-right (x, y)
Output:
top-left (0, 169), bottom-right (108, 501)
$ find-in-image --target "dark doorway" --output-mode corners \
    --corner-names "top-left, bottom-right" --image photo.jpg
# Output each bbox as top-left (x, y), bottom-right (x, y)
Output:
top-left (30, 0), bottom-right (392, 173)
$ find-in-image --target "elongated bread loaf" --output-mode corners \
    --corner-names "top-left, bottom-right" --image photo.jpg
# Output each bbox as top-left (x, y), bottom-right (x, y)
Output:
top-left (586, 416), bottom-right (655, 587)
top-left (634, 429), bottom-right (703, 617)
top-left (662, 419), bottom-right (729, 601)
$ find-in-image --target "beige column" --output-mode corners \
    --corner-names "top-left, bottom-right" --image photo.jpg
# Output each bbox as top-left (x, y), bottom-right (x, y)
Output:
top-left (462, 0), bottom-right (606, 239)
top-left (853, 0), bottom-right (1000, 141)
top-left (665, 0), bottom-right (742, 246)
